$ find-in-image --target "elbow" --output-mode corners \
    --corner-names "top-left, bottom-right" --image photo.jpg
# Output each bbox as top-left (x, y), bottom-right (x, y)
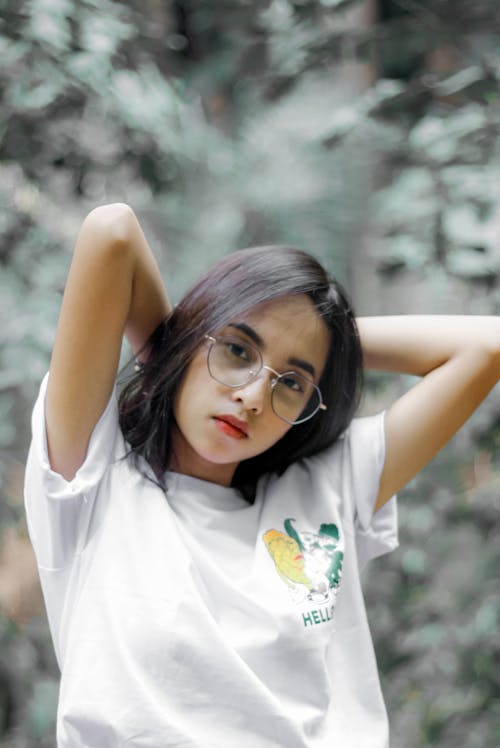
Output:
top-left (81, 204), bottom-right (137, 259)
top-left (84, 203), bottom-right (136, 245)
top-left (87, 202), bottom-right (134, 220)
top-left (453, 318), bottom-right (500, 380)
top-left (480, 318), bottom-right (500, 376)
top-left (488, 346), bottom-right (500, 378)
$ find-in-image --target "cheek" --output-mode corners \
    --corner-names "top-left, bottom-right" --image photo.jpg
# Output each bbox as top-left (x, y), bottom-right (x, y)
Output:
top-left (173, 358), bottom-right (208, 422)
top-left (259, 420), bottom-right (292, 450)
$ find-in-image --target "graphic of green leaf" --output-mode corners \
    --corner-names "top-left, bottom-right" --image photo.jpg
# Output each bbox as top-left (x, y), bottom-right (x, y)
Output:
top-left (319, 523), bottom-right (339, 541)
top-left (326, 551), bottom-right (344, 588)
top-left (284, 518), bottom-right (304, 551)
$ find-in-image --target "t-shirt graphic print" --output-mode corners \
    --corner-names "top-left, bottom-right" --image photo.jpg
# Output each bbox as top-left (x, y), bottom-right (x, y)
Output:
top-left (263, 518), bottom-right (344, 628)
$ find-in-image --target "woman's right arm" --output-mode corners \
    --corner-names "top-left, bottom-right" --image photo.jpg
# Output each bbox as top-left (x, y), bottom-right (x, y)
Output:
top-left (45, 203), bottom-right (171, 481)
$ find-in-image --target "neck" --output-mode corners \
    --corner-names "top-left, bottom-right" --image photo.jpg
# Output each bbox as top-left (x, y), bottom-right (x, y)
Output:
top-left (168, 425), bottom-right (238, 486)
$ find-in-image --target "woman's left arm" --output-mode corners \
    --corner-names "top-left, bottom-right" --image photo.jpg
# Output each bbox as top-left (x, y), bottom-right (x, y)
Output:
top-left (357, 316), bottom-right (500, 511)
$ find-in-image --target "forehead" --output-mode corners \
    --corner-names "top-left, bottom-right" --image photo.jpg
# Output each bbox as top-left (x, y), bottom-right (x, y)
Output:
top-left (227, 295), bottom-right (330, 376)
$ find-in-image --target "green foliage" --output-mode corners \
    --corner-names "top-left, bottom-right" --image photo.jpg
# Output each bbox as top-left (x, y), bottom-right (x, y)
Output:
top-left (365, 444), bottom-right (500, 746)
top-left (1, 0), bottom-right (500, 745)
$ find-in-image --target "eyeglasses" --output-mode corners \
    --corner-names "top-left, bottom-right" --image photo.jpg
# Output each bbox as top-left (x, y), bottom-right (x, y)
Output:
top-left (204, 334), bottom-right (327, 425)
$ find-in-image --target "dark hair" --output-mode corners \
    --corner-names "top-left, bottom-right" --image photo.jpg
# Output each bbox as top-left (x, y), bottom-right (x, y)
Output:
top-left (118, 246), bottom-right (363, 490)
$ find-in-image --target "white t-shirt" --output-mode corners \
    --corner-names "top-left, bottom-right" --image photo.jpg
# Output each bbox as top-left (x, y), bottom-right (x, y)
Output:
top-left (25, 374), bottom-right (398, 748)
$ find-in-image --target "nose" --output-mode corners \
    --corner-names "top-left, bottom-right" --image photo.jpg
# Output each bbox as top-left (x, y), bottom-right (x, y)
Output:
top-left (230, 372), bottom-right (271, 414)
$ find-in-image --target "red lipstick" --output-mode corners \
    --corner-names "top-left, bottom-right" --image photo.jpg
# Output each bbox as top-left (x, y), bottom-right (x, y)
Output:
top-left (214, 415), bottom-right (249, 439)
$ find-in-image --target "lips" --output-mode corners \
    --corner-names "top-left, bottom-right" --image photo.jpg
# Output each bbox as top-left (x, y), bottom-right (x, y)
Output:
top-left (214, 415), bottom-right (249, 438)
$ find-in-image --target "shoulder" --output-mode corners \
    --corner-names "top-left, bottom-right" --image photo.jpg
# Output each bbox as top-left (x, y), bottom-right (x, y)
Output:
top-left (345, 412), bottom-right (386, 454)
top-left (305, 411), bottom-right (387, 468)
top-left (271, 411), bottom-right (388, 506)
top-left (26, 372), bottom-right (125, 495)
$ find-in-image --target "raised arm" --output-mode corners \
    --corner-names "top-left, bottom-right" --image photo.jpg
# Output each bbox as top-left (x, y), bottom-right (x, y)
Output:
top-left (46, 203), bottom-right (171, 481)
top-left (357, 316), bottom-right (500, 511)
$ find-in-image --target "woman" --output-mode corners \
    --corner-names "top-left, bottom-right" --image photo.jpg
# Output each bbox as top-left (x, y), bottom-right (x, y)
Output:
top-left (24, 203), bottom-right (500, 747)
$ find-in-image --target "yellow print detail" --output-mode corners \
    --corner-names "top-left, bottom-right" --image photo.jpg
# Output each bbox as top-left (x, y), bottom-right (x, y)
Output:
top-left (263, 518), bottom-right (344, 608)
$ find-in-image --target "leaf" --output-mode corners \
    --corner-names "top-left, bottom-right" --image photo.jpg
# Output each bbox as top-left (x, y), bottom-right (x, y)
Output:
top-left (26, 677), bottom-right (58, 739)
top-left (443, 203), bottom-right (500, 254)
top-left (409, 106), bottom-right (486, 162)
top-left (27, 0), bottom-right (73, 52)
top-left (378, 235), bottom-right (432, 272)
top-left (7, 62), bottom-right (68, 110)
top-left (441, 165), bottom-right (500, 204)
top-left (443, 204), bottom-right (482, 245)
top-left (446, 248), bottom-right (497, 280)
top-left (409, 116), bottom-right (456, 161)
top-left (110, 67), bottom-right (189, 153)
top-left (66, 51), bottom-right (113, 91)
top-left (371, 168), bottom-right (437, 228)
top-left (402, 548), bottom-right (428, 576)
top-left (474, 596), bottom-right (499, 637)
top-left (79, 11), bottom-right (134, 57)
top-left (259, 0), bottom-right (295, 32)
top-left (0, 395), bottom-right (16, 445)
top-left (321, 80), bottom-right (406, 143)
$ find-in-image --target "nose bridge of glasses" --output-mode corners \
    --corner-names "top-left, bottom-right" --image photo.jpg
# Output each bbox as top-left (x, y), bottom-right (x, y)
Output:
top-left (261, 364), bottom-right (280, 383)
top-left (232, 367), bottom-right (272, 413)
top-left (245, 364), bottom-right (277, 391)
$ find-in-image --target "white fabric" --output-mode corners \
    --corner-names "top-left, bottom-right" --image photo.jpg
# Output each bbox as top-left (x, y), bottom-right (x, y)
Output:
top-left (25, 373), bottom-right (398, 748)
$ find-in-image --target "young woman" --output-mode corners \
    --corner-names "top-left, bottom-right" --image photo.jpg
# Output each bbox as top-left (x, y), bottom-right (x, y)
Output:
top-left (24, 203), bottom-right (500, 747)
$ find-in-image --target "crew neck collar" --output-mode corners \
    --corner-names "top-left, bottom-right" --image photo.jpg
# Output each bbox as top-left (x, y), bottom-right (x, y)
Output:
top-left (164, 471), bottom-right (252, 511)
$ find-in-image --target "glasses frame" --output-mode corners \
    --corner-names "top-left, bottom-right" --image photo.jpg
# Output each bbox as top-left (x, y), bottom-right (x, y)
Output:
top-left (204, 334), bottom-right (327, 425)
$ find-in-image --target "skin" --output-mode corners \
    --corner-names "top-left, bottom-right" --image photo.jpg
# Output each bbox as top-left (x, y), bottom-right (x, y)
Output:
top-left (171, 296), bottom-right (331, 486)
top-left (358, 316), bottom-right (500, 509)
top-left (46, 204), bottom-right (171, 480)
top-left (45, 204), bottom-right (500, 517)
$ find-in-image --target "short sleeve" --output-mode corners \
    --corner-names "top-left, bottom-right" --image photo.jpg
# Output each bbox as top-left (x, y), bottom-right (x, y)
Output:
top-left (24, 372), bottom-right (120, 570)
top-left (343, 412), bottom-right (398, 569)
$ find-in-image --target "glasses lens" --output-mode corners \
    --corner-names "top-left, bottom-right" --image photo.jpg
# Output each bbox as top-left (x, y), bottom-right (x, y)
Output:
top-left (272, 373), bottom-right (321, 424)
top-left (208, 336), bottom-right (261, 386)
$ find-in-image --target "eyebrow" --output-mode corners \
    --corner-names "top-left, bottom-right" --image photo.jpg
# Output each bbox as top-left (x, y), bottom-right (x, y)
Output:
top-left (227, 322), bottom-right (317, 379)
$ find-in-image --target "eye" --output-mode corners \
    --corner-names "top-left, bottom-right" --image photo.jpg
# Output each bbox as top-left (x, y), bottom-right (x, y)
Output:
top-left (223, 339), bottom-right (252, 362)
top-left (280, 374), bottom-right (305, 393)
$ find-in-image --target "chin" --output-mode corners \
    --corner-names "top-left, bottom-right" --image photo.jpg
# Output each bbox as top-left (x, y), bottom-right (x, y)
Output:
top-left (194, 442), bottom-right (254, 467)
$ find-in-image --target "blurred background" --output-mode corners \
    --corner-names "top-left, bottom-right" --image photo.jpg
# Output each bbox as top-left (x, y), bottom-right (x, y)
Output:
top-left (1, 0), bottom-right (500, 745)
